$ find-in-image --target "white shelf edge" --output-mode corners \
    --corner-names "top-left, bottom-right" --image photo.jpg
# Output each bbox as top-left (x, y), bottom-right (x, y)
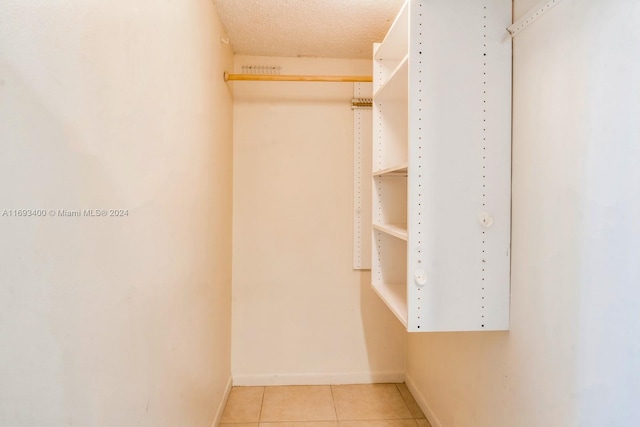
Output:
top-left (373, 223), bottom-right (408, 241)
top-left (373, 55), bottom-right (409, 100)
top-left (371, 282), bottom-right (408, 327)
top-left (373, 163), bottom-right (408, 177)
top-left (374, 0), bottom-right (409, 60)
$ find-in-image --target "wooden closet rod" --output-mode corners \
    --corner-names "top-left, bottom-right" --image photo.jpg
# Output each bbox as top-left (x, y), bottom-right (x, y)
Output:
top-left (223, 72), bottom-right (372, 83)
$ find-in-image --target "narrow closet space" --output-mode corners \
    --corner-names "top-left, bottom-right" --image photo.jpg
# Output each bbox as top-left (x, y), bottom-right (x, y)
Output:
top-left (3, 0), bottom-right (638, 425)
top-left (218, 0), bottom-right (510, 425)
top-left (218, 1), bottom-right (420, 425)
top-left (220, 0), bottom-right (412, 382)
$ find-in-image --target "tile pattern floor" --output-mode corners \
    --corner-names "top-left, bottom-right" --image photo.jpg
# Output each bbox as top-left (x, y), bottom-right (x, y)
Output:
top-left (219, 383), bottom-right (432, 427)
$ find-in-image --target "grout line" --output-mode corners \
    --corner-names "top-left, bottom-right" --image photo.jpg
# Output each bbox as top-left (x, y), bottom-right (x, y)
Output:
top-left (258, 385), bottom-right (266, 423)
top-left (329, 384), bottom-right (340, 422)
top-left (395, 383), bottom-right (415, 419)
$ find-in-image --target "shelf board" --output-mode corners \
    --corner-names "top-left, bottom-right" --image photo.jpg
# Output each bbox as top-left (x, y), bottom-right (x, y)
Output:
top-left (373, 223), bottom-right (408, 241)
top-left (371, 282), bottom-right (408, 327)
top-left (373, 163), bottom-right (408, 177)
top-left (374, 0), bottom-right (409, 61)
top-left (373, 55), bottom-right (408, 101)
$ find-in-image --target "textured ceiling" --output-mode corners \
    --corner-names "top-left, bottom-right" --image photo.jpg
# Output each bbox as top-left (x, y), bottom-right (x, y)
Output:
top-left (213, 0), bottom-right (405, 59)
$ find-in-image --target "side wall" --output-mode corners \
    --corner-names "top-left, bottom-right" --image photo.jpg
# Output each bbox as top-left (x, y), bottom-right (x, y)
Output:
top-left (231, 55), bottom-right (406, 385)
top-left (0, 1), bottom-right (234, 426)
top-left (405, 0), bottom-right (640, 426)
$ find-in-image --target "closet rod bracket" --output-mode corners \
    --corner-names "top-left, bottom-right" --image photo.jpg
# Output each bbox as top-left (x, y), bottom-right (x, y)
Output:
top-left (507, 0), bottom-right (565, 38)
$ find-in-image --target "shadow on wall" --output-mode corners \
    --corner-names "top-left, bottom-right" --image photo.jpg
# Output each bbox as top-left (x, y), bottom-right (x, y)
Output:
top-left (359, 270), bottom-right (407, 380)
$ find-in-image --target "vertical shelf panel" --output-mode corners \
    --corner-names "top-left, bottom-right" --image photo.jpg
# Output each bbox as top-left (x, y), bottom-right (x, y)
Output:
top-left (372, 0), bottom-right (512, 332)
top-left (353, 83), bottom-right (373, 270)
top-left (406, 0), bottom-right (512, 332)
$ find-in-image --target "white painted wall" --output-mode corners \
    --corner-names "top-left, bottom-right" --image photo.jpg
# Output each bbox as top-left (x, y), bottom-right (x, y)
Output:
top-left (406, 0), bottom-right (640, 426)
top-left (0, 1), bottom-right (234, 426)
top-left (232, 55), bottom-right (406, 385)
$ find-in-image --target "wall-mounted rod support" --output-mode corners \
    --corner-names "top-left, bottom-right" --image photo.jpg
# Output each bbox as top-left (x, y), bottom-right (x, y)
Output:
top-left (351, 98), bottom-right (372, 109)
top-left (507, 0), bottom-right (565, 38)
top-left (224, 72), bottom-right (372, 83)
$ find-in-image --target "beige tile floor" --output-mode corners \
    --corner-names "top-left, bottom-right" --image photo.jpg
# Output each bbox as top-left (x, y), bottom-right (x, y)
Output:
top-left (219, 383), bottom-right (432, 427)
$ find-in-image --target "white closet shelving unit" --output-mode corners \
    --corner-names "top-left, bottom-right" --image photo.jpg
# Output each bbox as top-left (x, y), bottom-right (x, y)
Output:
top-left (372, 0), bottom-right (512, 332)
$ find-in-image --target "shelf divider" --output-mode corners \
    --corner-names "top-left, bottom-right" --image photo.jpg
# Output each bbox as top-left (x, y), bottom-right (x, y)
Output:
top-left (371, 282), bottom-right (408, 327)
top-left (373, 163), bottom-right (408, 177)
top-left (373, 223), bottom-right (408, 241)
top-left (373, 55), bottom-right (409, 100)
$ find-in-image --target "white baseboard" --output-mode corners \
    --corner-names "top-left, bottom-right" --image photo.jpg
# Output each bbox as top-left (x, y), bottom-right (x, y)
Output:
top-left (211, 375), bottom-right (233, 427)
top-left (232, 371), bottom-right (405, 386)
top-left (405, 373), bottom-right (444, 427)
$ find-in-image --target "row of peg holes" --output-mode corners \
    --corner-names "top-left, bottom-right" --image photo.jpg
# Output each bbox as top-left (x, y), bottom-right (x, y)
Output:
top-left (480, 3), bottom-right (488, 329)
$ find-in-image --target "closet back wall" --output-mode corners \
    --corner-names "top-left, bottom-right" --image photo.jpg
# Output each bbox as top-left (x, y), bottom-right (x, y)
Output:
top-left (232, 55), bottom-right (406, 385)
